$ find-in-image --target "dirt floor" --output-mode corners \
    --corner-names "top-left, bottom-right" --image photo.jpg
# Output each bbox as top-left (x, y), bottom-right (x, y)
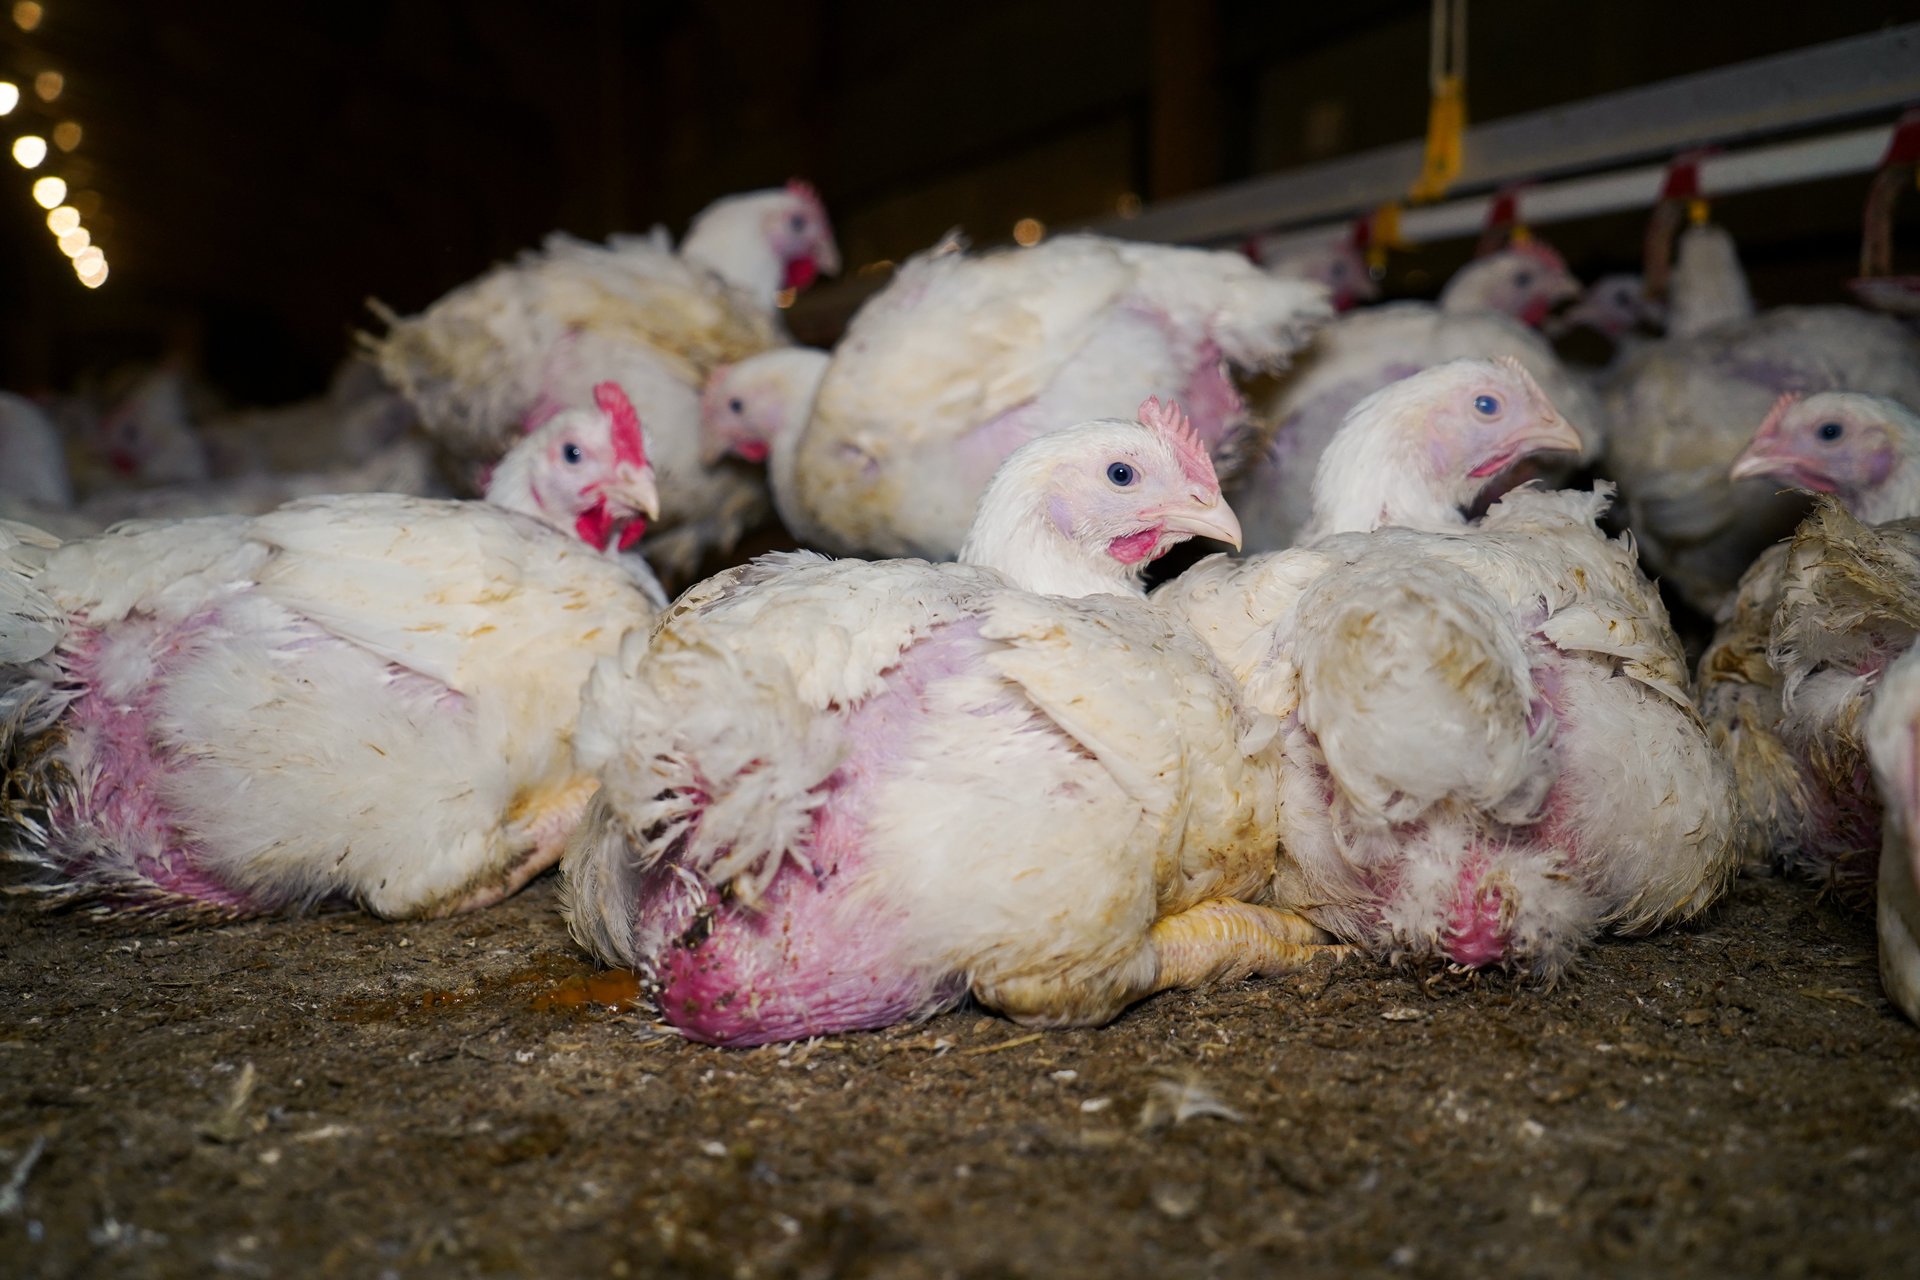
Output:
top-left (1, 868), bottom-right (1915, 1280)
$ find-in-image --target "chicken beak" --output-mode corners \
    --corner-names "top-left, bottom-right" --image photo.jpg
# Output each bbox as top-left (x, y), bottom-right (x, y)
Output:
top-left (814, 234), bottom-right (844, 278)
top-left (1161, 496), bottom-right (1244, 551)
top-left (1726, 444), bottom-right (1780, 484)
top-left (605, 464), bottom-right (661, 523)
top-left (1471, 417), bottom-right (1586, 479)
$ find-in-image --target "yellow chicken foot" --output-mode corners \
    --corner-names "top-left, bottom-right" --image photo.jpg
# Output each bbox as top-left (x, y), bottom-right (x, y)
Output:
top-left (1148, 898), bottom-right (1354, 993)
top-left (437, 776), bottom-right (603, 916)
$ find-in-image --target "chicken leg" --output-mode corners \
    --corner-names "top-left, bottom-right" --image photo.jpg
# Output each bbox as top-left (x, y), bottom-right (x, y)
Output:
top-left (1148, 898), bottom-right (1354, 993)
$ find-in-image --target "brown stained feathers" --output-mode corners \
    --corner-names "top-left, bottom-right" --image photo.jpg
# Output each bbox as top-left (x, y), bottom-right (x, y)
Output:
top-left (1699, 499), bottom-right (1920, 886)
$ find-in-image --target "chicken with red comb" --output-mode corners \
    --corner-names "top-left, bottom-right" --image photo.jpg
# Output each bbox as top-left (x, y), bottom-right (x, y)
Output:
top-left (483, 379), bottom-right (666, 604)
top-left (0, 484), bottom-right (660, 921)
top-left (369, 183), bottom-right (841, 584)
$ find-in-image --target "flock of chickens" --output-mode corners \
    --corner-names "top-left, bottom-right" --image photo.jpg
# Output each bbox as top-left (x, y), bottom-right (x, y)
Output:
top-left (3, 178), bottom-right (1920, 1047)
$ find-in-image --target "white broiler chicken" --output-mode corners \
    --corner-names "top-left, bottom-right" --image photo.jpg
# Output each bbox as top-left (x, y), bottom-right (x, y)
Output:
top-left (752, 232), bottom-right (1329, 559)
top-left (1662, 223), bottom-right (1755, 340)
top-left (1550, 273), bottom-right (1663, 351)
top-left (1247, 233), bottom-right (1380, 311)
top-left (76, 364), bottom-right (212, 492)
top-left (563, 401), bottom-right (1348, 1046)
top-left (1698, 393), bottom-right (1920, 891)
top-left (1604, 309), bottom-right (1920, 614)
top-left (194, 356), bottom-right (420, 476)
top-left (0, 392), bottom-right (73, 509)
top-left (698, 347), bottom-right (831, 541)
top-left (1230, 243), bottom-right (1600, 551)
top-left (1864, 643), bottom-right (1920, 1023)
top-left (0, 387), bottom-right (665, 919)
top-left (370, 183), bottom-right (840, 583)
top-left (1158, 360), bottom-right (1739, 975)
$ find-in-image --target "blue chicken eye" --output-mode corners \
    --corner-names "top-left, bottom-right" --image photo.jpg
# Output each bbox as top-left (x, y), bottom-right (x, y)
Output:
top-left (1106, 462), bottom-right (1136, 486)
top-left (562, 443), bottom-right (583, 464)
top-left (1514, 270), bottom-right (1533, 288)
top-left (1474, 395), bottom-right (1501, 416)
top-left (1817, 421), bottom-right (1844, 442)
top-left (728, 397), bottom-right (745, 414)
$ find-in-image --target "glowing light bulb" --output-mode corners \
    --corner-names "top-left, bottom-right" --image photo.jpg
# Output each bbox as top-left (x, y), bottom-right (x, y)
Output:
top-left (0, 82), bottom-right (17, 116)
top-left (13, 2), bottom-right (41, 32)
top-left (34, 71), bottom-right (62, 103)
top-left (31, 175), bottom-right (66, 207)
top-left (12, 135), bottom-right (46, 168)
top-left (1012, 217), bottom-right (1045, 247)
top-left (46, 204), bottom-right (77, 235)
top-left (57, 227), bottom-right (88, 257)
top-left (52, 121), bottom-right (79, 152)
top-left (78, 260), bottom-right (108, 289)
top-left (74, 245), bottom-right (102, 272)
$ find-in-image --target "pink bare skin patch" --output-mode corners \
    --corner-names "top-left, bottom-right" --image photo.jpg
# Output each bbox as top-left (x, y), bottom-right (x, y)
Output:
top-left (1107, 527), bottom-right (1164, 564)
top-left (1172, 346), bottom-right (1245, 454)
top-left (734, 439), bottom-right (770, 464)
top-left (638, 624), bottom-right (986, 1045)
top-left (50, 618), bottom-right (264, 914)
top-left (1443, 855), bottom-right (1509, 967)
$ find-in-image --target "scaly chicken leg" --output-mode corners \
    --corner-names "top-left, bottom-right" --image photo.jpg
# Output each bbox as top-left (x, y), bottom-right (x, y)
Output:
top-left (1148, 898), bottom-right (1353, 992)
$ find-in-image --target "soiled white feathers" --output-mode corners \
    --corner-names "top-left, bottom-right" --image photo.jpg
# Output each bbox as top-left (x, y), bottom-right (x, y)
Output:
top-left (1157, 485), bottom-right (1738, 975)
top-left (2, 496), bottom-right (658, 917)
top-left (564, 552), bottom-right (1288, 1028)
top-left (785, 233), bottom-right (1328, 557)
top-left (368, 228), bottom-right (787, 581)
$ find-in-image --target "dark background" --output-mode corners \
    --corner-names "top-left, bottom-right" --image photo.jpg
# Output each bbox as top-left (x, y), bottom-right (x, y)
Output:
top-left (0, 0), bottom-right (1914, 405)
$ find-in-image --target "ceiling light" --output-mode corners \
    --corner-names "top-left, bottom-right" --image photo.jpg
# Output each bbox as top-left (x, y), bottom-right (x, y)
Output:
top-left (34, 71), bottom-right (62, 103)
top-left (12, 135), bottom-right (47, 168)
top-left (13, 2), bottom-right (42, 33)
top-left (31, 175), bottom-right (65, 207)
top-left (52, 121), bottom-right (79, 152)
top-left (57, 226), bottom-right (88, 256)
top-left (46, 204), bottom-right (77, 235)
top-left (0, 83), bottom-right (17, 116)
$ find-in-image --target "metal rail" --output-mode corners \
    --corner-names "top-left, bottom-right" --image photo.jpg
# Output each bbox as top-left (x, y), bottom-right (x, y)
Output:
top-left (1099, 23), bottom-right (1920, 247)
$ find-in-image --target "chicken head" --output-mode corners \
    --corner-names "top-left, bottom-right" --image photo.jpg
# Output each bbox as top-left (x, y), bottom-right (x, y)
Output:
top-left (486, 380), bottom-right (661, 552)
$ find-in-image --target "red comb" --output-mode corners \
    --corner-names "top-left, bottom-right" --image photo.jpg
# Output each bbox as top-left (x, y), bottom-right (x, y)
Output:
top-left (1138, 397), bottom-right (1217, 488)
top-left (1658, 149), bottom-right (1716, 202)
top-left (593, 381), bottom-right (648, 470)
